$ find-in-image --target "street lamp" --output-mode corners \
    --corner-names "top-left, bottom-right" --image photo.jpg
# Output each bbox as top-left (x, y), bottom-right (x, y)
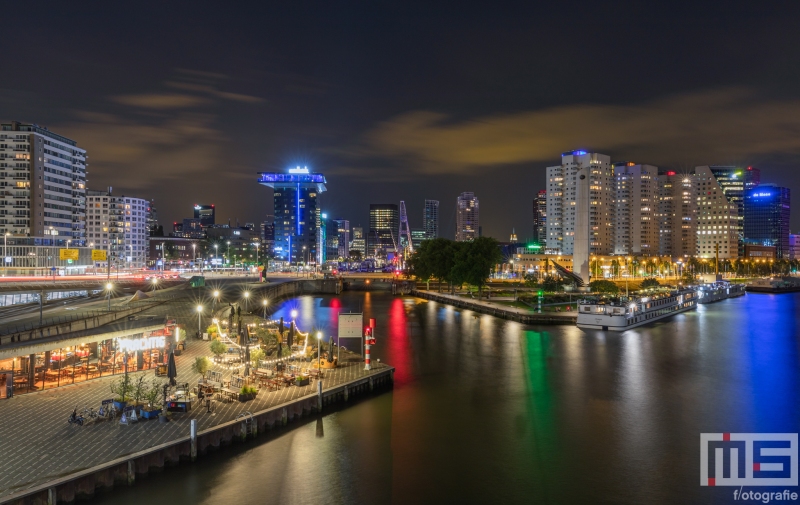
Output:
top-left (151, 277), bottom-right (158, 292)
top-left (262, 299), bottom-right (268, 320)
top-left (192, 243), bottom-right (196, 270)
top-left (317, 331), bottom-right (322, 370)
top-left (243, 291), bottom-right (250, 312)
top-left (214, 244), bottom-right (218, 272)
top-left (213, 290), bottom-right (220, 309)
top-left (196, 305), bottom-right (203, 337)
top-left (3, 232), bottom-right (9, 277)
top-left (226, 241), bottom-right (231, 268)
top-left (106, 282), bottom-right (113, 311)
top-left (291, 309), bottom-right (298, 320)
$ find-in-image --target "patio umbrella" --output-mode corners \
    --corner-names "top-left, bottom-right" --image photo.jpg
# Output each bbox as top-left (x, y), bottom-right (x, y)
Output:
top-left (167, 351), bottom-right (177, 386)
top-left (243, 339), bottom-right (251, 377)
top-left (279, 317), bottom-right (284, 335)
top-left (327, 336), bottom-right (334, 363)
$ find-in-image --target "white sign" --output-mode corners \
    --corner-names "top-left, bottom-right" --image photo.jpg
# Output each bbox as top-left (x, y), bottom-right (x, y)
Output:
top-left (4, 257), bottom-right (11, 263)
top-left (338, 313), bottom-right (363, 339)
top-left (211, 258), bottom-right (222, 265)
top-left (116, 336), bottom-right (166, 352)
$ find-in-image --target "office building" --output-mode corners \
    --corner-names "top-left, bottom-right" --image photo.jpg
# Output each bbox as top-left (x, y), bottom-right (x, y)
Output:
top-left (368, 204), bottom-right (399, 257)
top-left (694, 166), bottom-right (739, 259)
top-left (789, 234), bottom-right (800, 260)
top-left (351, 226), bottom-right (365, 256)
top-left (261, 220), bottom-right (274, 260)
top-left (193, 204), bottom-right (215, 226)
top-left (545, 151), bottom-right (614, 255)
top-left (1, 121), bottom-right (87, 244)
top-left (206, 224), bottom-right (260, 265)
top-left (149, 237), bottom-right (201, 267)
top-left (258, 166), bottom-right (326, 264)
top-left (332, 218), bottom-right (350, 259)
top-left (532, 190), bottom-right (546, 246)
top-left (613, 163), bottom-right (658, 255)
top-left (700, 165), bottom-right (759, 256)
top-left (147, 201), bottom-right (162, 237)
top-left (455, 192), bottom-right (479, 242)
top-left (423, 199), bottom-right (439, 239)
top-left (86, 189), bottom-right (149, 269)
top-left (657, 171), bottom-right (697, 258)
top-left (411, 229), bottom-right (426, 250)
top-left (744, 185), bottom-right (791, 259)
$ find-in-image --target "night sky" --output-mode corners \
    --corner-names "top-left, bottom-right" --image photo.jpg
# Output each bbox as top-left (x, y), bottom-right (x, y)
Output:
top-left (4, 2), bottom-right (800, 240)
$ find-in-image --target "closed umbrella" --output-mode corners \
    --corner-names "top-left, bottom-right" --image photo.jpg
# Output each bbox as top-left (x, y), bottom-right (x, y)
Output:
top-left (243, 338), bottom-right (251, 377)
top-left (327, 336), bottom-right (334, 363)
top-left (288, 321), bottom-right (294, 349)
top-left (167, 351), bottom-right (177, 387)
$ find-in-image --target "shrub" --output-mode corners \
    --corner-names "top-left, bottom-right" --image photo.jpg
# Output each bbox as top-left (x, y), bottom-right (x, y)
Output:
top-left (210, 339), bottom-right (226, 358)
top-left (589, 280), bottom-right (620, 294)
top-left (191, 356), bottom-right (212, 379)
top-left (640, 278), bottom-right (660, 289)
top-left (240, 385), bottom-right (257, 395)
top-left (110, 375), bottom-right (133, 402)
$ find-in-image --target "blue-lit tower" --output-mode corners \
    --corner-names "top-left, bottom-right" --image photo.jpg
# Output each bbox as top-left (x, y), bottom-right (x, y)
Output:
top-left (258, 167), bottom-right (327, 265)
top-left (744, 184), bottom-right (791, 259)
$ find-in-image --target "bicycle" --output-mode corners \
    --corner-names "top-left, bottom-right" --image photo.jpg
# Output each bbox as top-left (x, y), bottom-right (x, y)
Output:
top-left (82, 406), bottom-right (99, 421)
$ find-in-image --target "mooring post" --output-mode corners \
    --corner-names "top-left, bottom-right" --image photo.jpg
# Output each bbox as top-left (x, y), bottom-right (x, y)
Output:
top-left (369, 377), bottom-right (374, 392)
top-left (127, 460), bottom-right (135, 485)
top-left (317, 379), bottom-right (323, 411)
top-left (190, 419), bottom-right (198, 461)
top-left (47, 487), bottom-right (57, 505)
top-left (281, 407), bottom-right (288, 426)
top-left (343, 386), bottom-right (349, 401)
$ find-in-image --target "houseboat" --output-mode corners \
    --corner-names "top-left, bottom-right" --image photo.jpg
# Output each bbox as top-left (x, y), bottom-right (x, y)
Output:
top-left (577, 287), bottom-right (698, 331)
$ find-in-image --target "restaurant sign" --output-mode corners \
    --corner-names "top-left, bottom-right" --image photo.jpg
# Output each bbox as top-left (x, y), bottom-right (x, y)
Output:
top-left (116, 336), bottom-right (166, 352)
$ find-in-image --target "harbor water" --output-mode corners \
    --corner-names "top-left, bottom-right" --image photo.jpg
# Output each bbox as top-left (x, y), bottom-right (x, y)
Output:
top-left (90, 291), bottom-right (800, 505)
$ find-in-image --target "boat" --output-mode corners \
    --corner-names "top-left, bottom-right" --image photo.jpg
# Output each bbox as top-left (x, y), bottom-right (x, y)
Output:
top-left (696, 280), bottom-right (746, 304)
top-left (576, 287), bottom-right (698, 331)
top-left (746, 277), bottom-right (800, 294)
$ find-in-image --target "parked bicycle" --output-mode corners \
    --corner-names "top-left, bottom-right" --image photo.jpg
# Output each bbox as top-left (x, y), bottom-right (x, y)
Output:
top-left (98, 402), bottom-right (117, 420)
top-left (82, 406), bottom-right (99, 421)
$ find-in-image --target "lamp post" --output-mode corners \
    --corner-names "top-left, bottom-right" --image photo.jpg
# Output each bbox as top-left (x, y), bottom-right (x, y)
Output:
top-left (106, 282), bottom-right (113, 311)
top-left (213, 290), bottom-right (220, 310)
top-left (301, 246), bottom-right (306, 278)
top-left (317, 332), bottom-right (322, 370)
top-left (214, 244), bottom-right (218, 273)
top-left (226, 241), bottom-right (231, 269)
top-left (243, 291), bottom-right (250, 313)
top-left (196, 305), bottom-right (203, 337)
top-left (262, 299), bottom-right (268, 320)
top-left (192, 243), bottom-right (196, 271)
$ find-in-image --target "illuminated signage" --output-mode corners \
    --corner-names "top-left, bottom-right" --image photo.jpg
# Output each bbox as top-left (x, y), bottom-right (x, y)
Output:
top-left (753, 192), bottom-right (772, 197)
top-left (59, 249), bottom-right (79, 260)
top-left (116, 336), bottom-right (166, 352)
top-left (288, 166), bottom-right (310, 174)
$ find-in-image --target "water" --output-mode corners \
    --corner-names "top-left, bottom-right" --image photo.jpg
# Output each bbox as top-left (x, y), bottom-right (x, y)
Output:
top-left (91, 291), bottom-right (800, 505)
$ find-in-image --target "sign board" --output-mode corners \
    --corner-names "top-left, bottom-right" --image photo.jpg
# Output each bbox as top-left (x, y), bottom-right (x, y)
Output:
top-left (338, 313), bottom-right (363, 339)
top-left (91, 249), bottom-right (107, 261)
top-left (211, 258), bottom-right (222, 265)
top-left (59, 249), bottom-right (79, 261)
top-left (157, 260), bottom-right (163, 266)
top-left (115, 336), bottom-right (166, 352)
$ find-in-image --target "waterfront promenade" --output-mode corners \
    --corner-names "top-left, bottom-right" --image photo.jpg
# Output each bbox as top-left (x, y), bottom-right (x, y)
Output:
top-left (412, 289), bottom-right (578, 324)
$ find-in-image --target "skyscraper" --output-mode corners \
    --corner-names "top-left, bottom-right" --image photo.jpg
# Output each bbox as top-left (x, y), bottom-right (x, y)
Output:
top-left (613, 163), bottom-right (658, 255)
top-left (368, 204), bottom-right (399, 258)
top-left (86, 189), bottom-right (150, 269)
top-left (532, 190), bottom-right (546, 246)
top-left (193, 204), bottom-right (215, 226)
top-left (423, 199), bottom-right (439, 239)
top-left (545, 151), bottom-right (614, 255)
top-left (1, 121), bottom-right (87, 244)
top-left (657, 171), bottom-right (697, 258)
top-left (332, 218), bottom-right (350, 259)
top-left (351, 226), bottom-right (365, 256)
top-left (701, 165), bottom-right (758, 256)
top-left (455, 192), bottom-right (479, 242)
top-left (694, 166), bottom-right (739, 259)
top-left (258, 166), bottom-right (326, 264)
top-left (744, 185), bottom-right (791, 258)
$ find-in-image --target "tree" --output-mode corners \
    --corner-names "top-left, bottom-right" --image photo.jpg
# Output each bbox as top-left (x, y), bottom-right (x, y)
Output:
top-left (589, 279), bottom-right (619, 294)
top-left (110, 375), bottom-right (133, 403)
top-left (349, 250), bottom-right (363, 262)
top-left (407, 240), bottom-right (434, 288)
top-left (210, 339), bottom-right (226, 361)
top-left (541, 276), bottom-right (563, 293)
top-left (131, 375), bottom-right (148, 407)
top-left (250, 348), bottom-right (265, 368)
top-left (640, 278), bottom-right (660, 289)
top-left (191, 356), bottom-right (212, 379)
top-left (144, 379), bottom-right (164, 409)
top-left (428, 238), bottom-right (458, 292)
top-left (452, 237), bottom-right (502, 299)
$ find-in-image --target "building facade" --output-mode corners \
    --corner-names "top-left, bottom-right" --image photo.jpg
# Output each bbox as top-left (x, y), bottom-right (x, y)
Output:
top-left (744, 185), bottom-right (791, 259)
top-left (423, 199), bottom-right (439, 239)
top-left (1, 121), bottom-right (87, 245)
top-left (694, 166), bottom-right (740, 259)
top-left (532, 190), bottom-right (546, 246)
top-left (368, 204), bottom-right (399, 258)
top-left (702, 165), bottom-right (759, 257)
top-left (613, 163), bottom-right (658, 255)
top-left (332, 218), bottom-right (350, 259)
top-left (193, 204), bottom-right (215, 226)
top-left (545, 151), bottom-right (614, 255)
top-left (350, 226), bottom-right (365, 256)
top-left (86, 189), bottom-right (149, 269)
top-left (455, 192), bottom-right (479, 242)
top-left (657, 171), bottom-right (697, 259)
top-left (258, 167), bottom-right (326, 264)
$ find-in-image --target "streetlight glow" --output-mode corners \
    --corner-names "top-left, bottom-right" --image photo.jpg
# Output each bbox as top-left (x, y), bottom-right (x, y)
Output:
top-left (291, 309), bottom-right (298, 319)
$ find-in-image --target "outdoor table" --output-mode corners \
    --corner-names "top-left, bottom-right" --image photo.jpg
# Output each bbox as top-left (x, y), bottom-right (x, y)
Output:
top-left (308, 369), bottom-right (322, 379)
top-left (221, 387), bottom-right (238, 402)
top-left (13, 377), bottom-right (28, 390)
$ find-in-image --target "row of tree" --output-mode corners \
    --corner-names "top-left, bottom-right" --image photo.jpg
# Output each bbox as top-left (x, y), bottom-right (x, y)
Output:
top-left (407, 237), bottom-right (502, 298)
top-left (590, 256), bottom-right (799, 278)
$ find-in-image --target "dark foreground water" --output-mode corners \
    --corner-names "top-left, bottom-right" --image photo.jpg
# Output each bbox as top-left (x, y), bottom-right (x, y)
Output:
top-left (92, 292), bottom-right (800, 505)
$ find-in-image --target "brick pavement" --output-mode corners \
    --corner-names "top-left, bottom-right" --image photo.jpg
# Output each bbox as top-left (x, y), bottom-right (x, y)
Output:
top-left (0, 291), bottom-right (388, 501)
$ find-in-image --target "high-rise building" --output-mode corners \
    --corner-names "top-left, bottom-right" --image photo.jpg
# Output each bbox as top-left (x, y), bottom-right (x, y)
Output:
top-left (532, 190), bottom-right (546, 246)
top-left (350, 226), bottom-right (365, 256)
top-left (1, 121), bottom-right (87, 244)
top-left (86, 189), bottom-right (149, 269)
top-left (411, 228), bottom-right (426, 250)
top-left (368, 204), bottom-right (399, 257)
top-left (193, 204), bottom-right (215, 226)
top-left (657, 171), bottom-right (697, 258)
top-left (744, 185), bottom-right (791, 259)
top-left (423, 199), bottom-right (439, 239)
top-left (701, 165), bottom-right (759, 256)
top-left (694, 166), bottom-right (740, 259)
top-left (789, 234), bottom-right (800, 260)
top-left (318, 212), bottom-right (328, 264)
top-left (332, 219), bottom-right (350, 259)
top-left (261, 220), bottom-right (275, 260)
top-left (258, 166), bottom-right (326, 264)
top-left (545, 151), bottom-right (614, 255)
top-left (455, 192), bottom-right (479, 242)
top-left (146, 201), bottom-right (161, 237)
top-left (613, 163), bottom-right (659, 255)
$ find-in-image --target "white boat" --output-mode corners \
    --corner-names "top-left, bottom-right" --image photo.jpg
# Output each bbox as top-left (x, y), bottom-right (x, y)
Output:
top-left (576, 288), bottom-right (698, 331)
top-left (696, 281), bottom-right (746, 304)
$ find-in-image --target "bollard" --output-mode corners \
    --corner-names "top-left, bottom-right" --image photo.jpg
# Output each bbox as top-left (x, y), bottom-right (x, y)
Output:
top-left (316, 379), bottom-right (323, 412)
top-left (369, 377), bottom-right (374, 392)
top-left (190, 419), bottom-right (197, 461)
top-left (281, 407), bottom-right (288, 426)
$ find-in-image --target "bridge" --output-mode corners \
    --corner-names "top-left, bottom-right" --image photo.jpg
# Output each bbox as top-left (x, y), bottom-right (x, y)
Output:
top-left (0, 278), bottom-right (186, 296)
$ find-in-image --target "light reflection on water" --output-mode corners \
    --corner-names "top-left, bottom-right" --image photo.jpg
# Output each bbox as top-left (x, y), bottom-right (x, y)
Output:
top-left (92, 292), bottom-right (800, 505)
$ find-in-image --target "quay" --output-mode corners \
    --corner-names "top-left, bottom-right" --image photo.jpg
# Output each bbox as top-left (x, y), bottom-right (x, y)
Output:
top-left (411, 289), bottom-right (577, 324)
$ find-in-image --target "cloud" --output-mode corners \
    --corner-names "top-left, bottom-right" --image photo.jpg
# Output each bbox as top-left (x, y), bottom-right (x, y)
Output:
top-left (111, 93), bottom-right (210, 109)
top-left (343, 88), bottom-right (800, 175)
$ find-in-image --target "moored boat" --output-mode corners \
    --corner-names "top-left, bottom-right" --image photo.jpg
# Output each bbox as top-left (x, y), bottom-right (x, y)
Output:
top-left (577, 287), bottom-right (697, 331)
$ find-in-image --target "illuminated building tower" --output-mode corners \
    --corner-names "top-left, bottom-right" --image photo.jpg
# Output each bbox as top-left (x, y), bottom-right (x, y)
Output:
top-left (331, 219), bottom-right (350, 259)
top-left (545, 151), bottom-right (614, 255)
top-left (613, 163), bottom-right (658, 255)
top-left (532, 190), bottom-right (546, 246)
top-left (193, 204), bottom-right (215, 226)
top-left (694, 166), bottom-right (739, 259)
top-left (698, 165), bottom-right (760, 257)
top-left (423, 199), bottom-right (439, 239)
top-left (398, 201), bottom-right (412, 251)
top-left (744, 185), bottom-right (790, 259)
top-left (368, 204), bottom-right (399, 258)
top-left (258, 166), bottom-right (326, 264)
top-left (657, 171), bottom-right (697, 258)
top-left (456, 192), bottom-right (479, 242)
top-left (1, 121), bottom-right (87, 244)
top-left (350, 226), bottom-right (365, 256)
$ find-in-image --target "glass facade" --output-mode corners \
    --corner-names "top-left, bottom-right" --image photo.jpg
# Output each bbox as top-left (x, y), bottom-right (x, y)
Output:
top-left (368, 204), bottom-right (399, 258)
top-left (744, 185), bottom-right (791, 259)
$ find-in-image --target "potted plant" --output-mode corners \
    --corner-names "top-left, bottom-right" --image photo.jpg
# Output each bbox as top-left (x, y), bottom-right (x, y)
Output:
top-left (131, 375), bottom-right (148, 414)
top-left (238, 385), bottom-right (258, 402)
top-left (250, 348), bottom-right (265, 370)
top-left (191, 356), bottom-right (212, 381)
top-left (295, 375), bottom-right (310, 387)
top-left (141, 379), bottom-right (163, 420)
top-left (110, 374), bottom-right (132, 410)
top-left (210, 339), bottom-right (226, 362)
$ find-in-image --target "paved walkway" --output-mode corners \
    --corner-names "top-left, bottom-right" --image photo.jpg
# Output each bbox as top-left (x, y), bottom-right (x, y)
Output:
top-left (418, 290), bottom-right (579, 317)
top-left (0, 291), bottom-right (388, 500)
